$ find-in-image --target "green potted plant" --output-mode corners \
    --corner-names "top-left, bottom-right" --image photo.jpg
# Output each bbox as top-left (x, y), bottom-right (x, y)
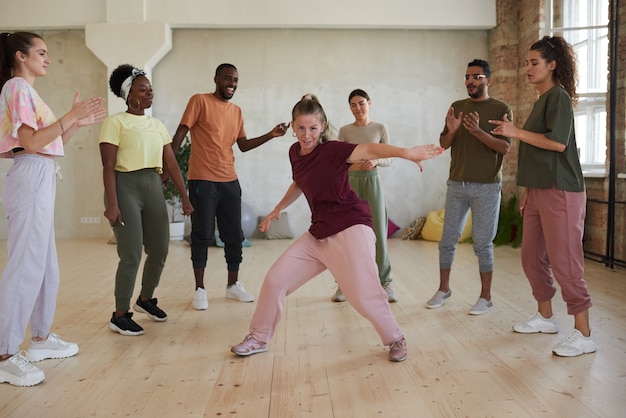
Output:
top-left (494, 194), bottom-right (523, 248)
top-left (163, 136), bottom-right (191, 240)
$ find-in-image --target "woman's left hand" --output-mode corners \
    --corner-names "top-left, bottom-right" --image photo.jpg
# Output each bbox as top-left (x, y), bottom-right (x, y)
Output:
top-left (489, 114), bottom-right (517, 137)
top-left (407, 144), bottom-right (444, 171)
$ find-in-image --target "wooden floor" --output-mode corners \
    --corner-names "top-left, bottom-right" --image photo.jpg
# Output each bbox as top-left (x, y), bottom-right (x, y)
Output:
top-left (0, 238), bottom-right (624, 417)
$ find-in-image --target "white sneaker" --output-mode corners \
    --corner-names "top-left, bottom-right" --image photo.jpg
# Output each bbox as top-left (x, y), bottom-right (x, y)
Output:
top-left (226, 282), bottom-right (255, 302)
top-left (513, 312), bottom-right (559, 334)
top-left (193, 288), bottom-right (209, 310)
top-left (0, 352), bottom-right (45, 387)
top-left (552, 329), bottom-right (597, 357)
top-left (25, 333), bottom-right (79, 362)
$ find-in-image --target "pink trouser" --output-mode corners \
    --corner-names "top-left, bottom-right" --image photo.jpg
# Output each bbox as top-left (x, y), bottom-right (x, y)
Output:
top-left (249, 224), bottom-right (404, 346)
top-left (521, 187), bottom-right (591, 315)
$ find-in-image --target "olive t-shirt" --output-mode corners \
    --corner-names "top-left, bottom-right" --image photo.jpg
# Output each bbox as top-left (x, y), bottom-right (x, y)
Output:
top-left (517, 86), bottom-right (584, 192)
top-left (441, 97), bottom-right (512, 183)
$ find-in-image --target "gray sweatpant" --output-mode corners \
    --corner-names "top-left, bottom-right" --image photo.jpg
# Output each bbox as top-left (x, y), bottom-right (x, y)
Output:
top-left (438, 180), bottom-right (501, 272)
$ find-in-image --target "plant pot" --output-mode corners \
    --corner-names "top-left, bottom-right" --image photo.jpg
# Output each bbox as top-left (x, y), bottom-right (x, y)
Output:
top-left (169, 221), bottom-right (185, 241)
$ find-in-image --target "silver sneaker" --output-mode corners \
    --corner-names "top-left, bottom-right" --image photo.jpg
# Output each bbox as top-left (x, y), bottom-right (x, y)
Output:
top-left (426, 289), bottom-right (451, 309)
top-left (468, 297), bottom-right (493, 315)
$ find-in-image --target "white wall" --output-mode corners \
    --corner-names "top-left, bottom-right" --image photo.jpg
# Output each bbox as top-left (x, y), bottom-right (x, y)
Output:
top-left (0, 0), bottom-right (494, 238)
top-left (0, 0), bottom-right (495, 30)
top-left (152, 28), bottom-right (486, 236)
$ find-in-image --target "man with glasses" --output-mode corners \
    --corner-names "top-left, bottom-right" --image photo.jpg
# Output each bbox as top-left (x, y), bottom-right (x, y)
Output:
top-left (425, 59), bottom-right (512, 315)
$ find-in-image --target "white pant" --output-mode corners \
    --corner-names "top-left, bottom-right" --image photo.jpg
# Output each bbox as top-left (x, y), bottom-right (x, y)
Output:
top-left (0, 154), bottom-right (59, 355)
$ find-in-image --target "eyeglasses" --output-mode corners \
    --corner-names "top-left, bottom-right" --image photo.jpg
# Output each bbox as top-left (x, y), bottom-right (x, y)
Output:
top-left (464, 74), bottom-right (488, 81)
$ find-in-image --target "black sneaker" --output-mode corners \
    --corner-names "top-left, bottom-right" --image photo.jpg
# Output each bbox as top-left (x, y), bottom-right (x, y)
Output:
top-left (109, 312), bottom-right (144, 336)
top-left (133, 297), bottom-right (167, 322)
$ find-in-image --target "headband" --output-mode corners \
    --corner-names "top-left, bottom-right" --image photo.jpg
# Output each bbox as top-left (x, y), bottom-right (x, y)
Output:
top-left (120, 68), bottom-right (146, 102)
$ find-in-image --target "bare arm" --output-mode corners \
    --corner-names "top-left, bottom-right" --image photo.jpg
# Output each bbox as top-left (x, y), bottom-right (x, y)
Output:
top-left (490, 114), bottom-right (565, 152)
top-left (19, 93), bottom-right (105, 153)
top-left (259, 182), bottom-right (303, 232)
top-left (99, 143), bottom-right (123, 227)
top-left (170, 124), bottom-right (190, 154)
top-left (348, 143), bottom-right (444, 171)
top-left (162, 144), bottom-right (193, 216)
top-left (236, 122), bottom-right (289, 152)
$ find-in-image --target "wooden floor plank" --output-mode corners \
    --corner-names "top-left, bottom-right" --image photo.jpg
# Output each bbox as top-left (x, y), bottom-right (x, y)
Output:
top-left (0, 238), bottom-right (624, 417)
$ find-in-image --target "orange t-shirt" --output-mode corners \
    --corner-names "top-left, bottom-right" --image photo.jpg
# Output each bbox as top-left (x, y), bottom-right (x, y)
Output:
top-left (179, 93), bottom-right (246, 182)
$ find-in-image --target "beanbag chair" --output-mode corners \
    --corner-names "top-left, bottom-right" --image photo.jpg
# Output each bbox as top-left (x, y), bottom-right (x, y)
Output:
top-left (420, 209), bottom-right (472, 242)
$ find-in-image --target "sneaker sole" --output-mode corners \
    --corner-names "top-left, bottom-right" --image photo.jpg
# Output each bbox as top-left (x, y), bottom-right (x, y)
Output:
top-left (192, 302), bottom-right (209, 310)
top-left (469, 306), bottom-right (494, 315)
top-left (552, 347), bottom-right (597, 357)
top-left (231, 347), bottom-right (268, 356)
top-left (426, 298), bottom-right (450, 309)
top-left (225, 295), bottom-right (255, 303)
top-left (0, 370), bottom-right (45, 387)
top-left (108, 322), bottom-right (145, 336)
top-left (25, 346), bottom-right (79, 362)
top-left (133, 304), bottom-right (168, 322)
top-left (512, 326), bottom-right (559, 334)
top-left (388, 354), bottom-right (407, 362)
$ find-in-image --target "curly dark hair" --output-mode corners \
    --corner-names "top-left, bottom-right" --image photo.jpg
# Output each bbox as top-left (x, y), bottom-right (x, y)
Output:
top-left (530, 36), bottom-right (578, 105)
top-left (109, 64), bottom-right (135, 98)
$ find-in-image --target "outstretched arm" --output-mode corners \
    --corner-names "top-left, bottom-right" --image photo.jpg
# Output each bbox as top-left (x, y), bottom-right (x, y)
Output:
top-left (259, 182), bottom-right (303, 232)
top-left (236, 122), bottom-right (289, 152)
top-left (348, 143), bottom-right (444, 172)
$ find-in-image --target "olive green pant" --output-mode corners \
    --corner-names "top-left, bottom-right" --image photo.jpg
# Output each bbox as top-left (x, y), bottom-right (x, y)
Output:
top-left (349, 170), bottom-right (391, 285)
top-left (107, 169), bottom-right (169, 311)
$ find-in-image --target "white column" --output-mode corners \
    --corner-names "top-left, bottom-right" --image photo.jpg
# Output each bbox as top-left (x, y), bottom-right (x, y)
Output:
top-left (85, 22), bottom-right (172, 115)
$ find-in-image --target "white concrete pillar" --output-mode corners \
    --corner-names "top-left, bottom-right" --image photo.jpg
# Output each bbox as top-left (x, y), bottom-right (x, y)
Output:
top-left (85, 21), bottom-right (172, 115)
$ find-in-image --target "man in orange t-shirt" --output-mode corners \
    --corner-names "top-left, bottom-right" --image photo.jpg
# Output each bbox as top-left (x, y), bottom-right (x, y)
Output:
top-left (171, 63), bottom-right (288, 310)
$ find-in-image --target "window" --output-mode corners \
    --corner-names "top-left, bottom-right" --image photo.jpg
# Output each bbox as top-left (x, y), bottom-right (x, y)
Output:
top-left (546, 0), bottom-right (609, 168)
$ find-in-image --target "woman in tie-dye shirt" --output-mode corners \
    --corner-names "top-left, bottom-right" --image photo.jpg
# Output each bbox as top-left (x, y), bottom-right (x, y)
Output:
top-left (0, 32), bottom-right (106, 387)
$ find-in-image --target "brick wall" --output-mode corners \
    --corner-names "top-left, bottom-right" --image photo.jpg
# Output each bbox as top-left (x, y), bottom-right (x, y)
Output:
top-left (489, 0), bottom-right (626, 264)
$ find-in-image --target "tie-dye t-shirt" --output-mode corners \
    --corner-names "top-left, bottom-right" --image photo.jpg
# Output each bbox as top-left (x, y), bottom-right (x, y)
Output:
top-left (0, 77), bottom-right (64, 158)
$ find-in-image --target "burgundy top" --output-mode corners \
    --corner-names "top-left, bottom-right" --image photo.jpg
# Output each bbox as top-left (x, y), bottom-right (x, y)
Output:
top-left (289, 140), bottom-right (372, 239)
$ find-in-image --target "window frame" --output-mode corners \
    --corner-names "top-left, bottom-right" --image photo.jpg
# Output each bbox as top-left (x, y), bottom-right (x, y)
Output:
top-left (544, 0), bottom-right (609, 171)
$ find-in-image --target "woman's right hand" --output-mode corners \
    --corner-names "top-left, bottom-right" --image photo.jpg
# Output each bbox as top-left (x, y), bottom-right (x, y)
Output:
top-left (104, 205), bottom-right (123, 228)
top-left (259, 209), bottom-right (281, 233)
